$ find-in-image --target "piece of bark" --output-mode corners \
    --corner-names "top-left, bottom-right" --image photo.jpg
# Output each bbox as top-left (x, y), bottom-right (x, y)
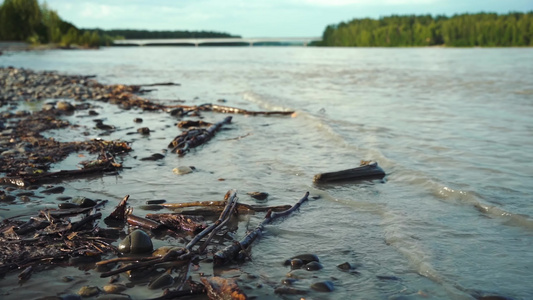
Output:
top-left (105, 195), bottom-right (130, 222)
top-left (200, 276), bottom-right (248, 300)
top-left (145, 214), bottom-right (206, 233)
top-left (126, 214), bottom-right (167, 231)
top-left (313, 162), bottom-right (386, 183)
top-left (213, 192), bottom-right (309, 266)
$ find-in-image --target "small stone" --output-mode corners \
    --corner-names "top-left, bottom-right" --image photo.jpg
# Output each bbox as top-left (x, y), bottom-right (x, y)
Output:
top-left (42, 186), bottom-right (65, 194)
top-left (281, 278), bottom-right (298, 286)
top-left (103, 284), bottom-right (127, 294)
top-left (77, 285), bottom-right (100, 297)
top-left (72, 197), bottom-right (96, 207)
top-left (58, 203), bottom-right (80, 209)
top-left (337, 262), bottom-right (360, 271)
top-left (146, 199), bottom-right (166, 205)
top-left (274, 287), bottom-right (307, 295)
top-left (133, 118), bottom-right (143, 123)
top-left (290, 258), bottom-right (304, 270)
top-left (173, 166), bottom-right (193, 175)
top-left (137, 127), bottom-right (150, 135)
top-left (88, 110), bottom-right (99, 116)
top-left (304, 261), bottom-right (323, 271)
top-left (291, 253), bottom-right (319, 264)
top-left (61, 276), bottom-right (75, 282)
top-left (57, 101), bottom-right (75, 111)
top-left (140, 153), bottom-right (165, 161)
top-left (310, 281), bottom-right (334, 292)
top-left (247, 192), bottom-right (269, 201)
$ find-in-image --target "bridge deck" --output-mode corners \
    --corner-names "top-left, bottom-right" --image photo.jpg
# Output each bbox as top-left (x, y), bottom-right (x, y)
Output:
top-left (113, 37), bottom-right (321, 47)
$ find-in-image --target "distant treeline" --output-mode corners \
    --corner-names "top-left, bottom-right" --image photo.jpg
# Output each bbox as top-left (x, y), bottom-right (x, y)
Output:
top-left (83, 29), bottom-right (240, 39)
top-left (0, 0), bottom-right (239, 48)
top-left (317, 12), bottom-right (533, 47)
top-left (0, 0), bottom-right (119, 48)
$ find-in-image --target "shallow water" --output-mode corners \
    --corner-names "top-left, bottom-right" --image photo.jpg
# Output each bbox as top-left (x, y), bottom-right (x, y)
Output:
top-left (1, 47), bottom-right (533, 299)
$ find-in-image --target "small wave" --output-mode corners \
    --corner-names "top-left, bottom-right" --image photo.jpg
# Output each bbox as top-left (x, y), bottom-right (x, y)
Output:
top-left (433, 185), bottom-right (533, 231)
top-left (241, 90), bottom-right (293, 112)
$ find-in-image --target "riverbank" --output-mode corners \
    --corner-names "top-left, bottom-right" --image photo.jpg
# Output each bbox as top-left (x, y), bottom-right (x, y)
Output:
top-left (0, 67), bottom-right (321, 300)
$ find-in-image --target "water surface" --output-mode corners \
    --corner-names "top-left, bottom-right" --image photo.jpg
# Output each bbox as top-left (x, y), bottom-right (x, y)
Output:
top-left (1, 47), bottom-right (533, 299)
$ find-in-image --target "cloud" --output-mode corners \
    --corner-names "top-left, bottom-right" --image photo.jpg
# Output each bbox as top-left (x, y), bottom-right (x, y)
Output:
top-left (80, 3), bottom-right (115, 19)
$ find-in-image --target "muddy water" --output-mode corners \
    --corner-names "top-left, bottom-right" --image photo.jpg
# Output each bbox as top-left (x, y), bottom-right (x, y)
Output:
top-left (1, 47), bottom-right (533, 299)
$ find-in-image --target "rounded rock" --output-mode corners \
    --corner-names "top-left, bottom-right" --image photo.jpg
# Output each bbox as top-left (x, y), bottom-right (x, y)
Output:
top-left (57, 101), bottom-right (75, 111)
top-left (77, 285), bottom-right (100, 297)
top-left (291, 253), bottom-right (319, 264)
top-left (304, 261), bottom-right (323, 271)
top-left (173, 166), bottom-right (193, 175)
top-left (103, 284), bottom-right (127, 294)
top-left (310, 281), bottom-right (334, 292)
top-left (290, 258), bottom-right (304, 270)
top-left (118, 229), bottom-right (153, 254)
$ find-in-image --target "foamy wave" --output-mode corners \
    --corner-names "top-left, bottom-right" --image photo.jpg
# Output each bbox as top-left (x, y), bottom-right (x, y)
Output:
top-left (434, 185), bottom-right (533, 231)
top-left (241, 90), bottom-right (292, 112)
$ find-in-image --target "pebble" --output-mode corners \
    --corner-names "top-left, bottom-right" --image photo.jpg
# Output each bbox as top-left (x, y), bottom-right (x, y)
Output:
top-left (140, 153), bottom-right (165, 161)
top-left (291, 253), bottom-right (319, 264)
top-left (102, 284), bottom-right (127, 294)
top-left (133, 118), bottom-right (143, 123)
top-left (247, 191), bottom-right (269, 201)
top-left (42, 186), bottom-right (65, 194)
top-left (281, 278), bottom-right (298, 285)
top-left (304, 261), bottom-right (323, 271)
top-left (310, 280), bottom-right (334, 292)
top-left (146, 199), bottom-right (166, 205)
top-left (137, 127), bottom-right (150, 135)
top-left (72, 197), bottom-right (96, 207)
top-left (118, 229), bottom-right (153, 254)
top-left (77, 285), bottom-right (100, 297)
top-left (274, 287), bottom-right (308, 295)
top-left (172, 166), bottom-right (194, 175)
top-left (56, 101), bottom-right (75, 111)
top-left (290, 258), bottom-right (304, 269)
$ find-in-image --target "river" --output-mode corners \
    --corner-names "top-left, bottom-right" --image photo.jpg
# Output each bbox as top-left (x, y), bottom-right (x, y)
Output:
top-left (1, 47), bottom-right (533, 299)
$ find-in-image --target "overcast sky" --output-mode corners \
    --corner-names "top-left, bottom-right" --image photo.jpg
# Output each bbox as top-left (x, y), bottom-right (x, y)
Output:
top-left (45, 0), bottom-right (532, 37)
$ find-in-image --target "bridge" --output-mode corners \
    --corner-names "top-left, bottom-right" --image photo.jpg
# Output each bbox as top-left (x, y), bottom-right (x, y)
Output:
top-left (112, 37), bottom-right (321, 47)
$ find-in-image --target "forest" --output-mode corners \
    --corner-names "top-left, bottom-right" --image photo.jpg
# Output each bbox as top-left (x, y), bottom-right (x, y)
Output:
top-left (317, 12), bottom-right (533, 47)
top-left (0, 0), bottom-right (237, 48)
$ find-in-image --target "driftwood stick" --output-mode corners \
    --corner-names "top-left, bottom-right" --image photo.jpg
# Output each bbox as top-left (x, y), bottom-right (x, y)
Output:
top-left (313, 162), bottom-right (386, 183)
top-left (170, 116), bottom-right (232, 155)
top-left (71, 212), bottom-right (102, 232)
top-left (136, 82), bottom-right (181, 87)
top-left (161, 201), bottom-right (291, 213)
top-left (197, 199), bottom-right (238, 254)
top-left (213, 192), bottom-right (310, 266)
top-left (185, 191), bottom-right (237, 251)
top-left (126, 214), bottom-right (166, 231)
top-left (100, 248), bottom-right (187, 278)
top-left (208, 104), bottom-right (294, 116)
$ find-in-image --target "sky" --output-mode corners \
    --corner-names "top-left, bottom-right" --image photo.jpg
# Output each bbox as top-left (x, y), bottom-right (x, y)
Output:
top-left (45, 0), bottom-right (533, 37)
